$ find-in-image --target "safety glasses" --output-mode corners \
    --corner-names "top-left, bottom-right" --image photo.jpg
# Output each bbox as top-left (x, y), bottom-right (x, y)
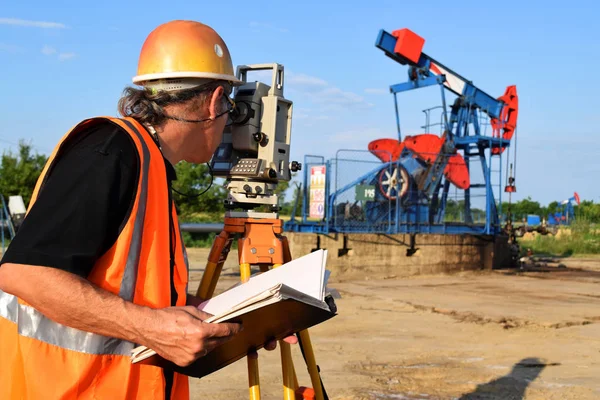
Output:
top-left (164, 94), bottom-right (236, 125)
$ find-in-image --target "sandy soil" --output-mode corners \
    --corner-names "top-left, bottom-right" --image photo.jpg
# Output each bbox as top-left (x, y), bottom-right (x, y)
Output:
top-left (184, 248), bottom-right (600, 400)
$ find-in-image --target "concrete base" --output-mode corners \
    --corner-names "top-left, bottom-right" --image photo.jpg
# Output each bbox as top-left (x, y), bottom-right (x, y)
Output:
top-left (285, 232), bottom-right (512, 281)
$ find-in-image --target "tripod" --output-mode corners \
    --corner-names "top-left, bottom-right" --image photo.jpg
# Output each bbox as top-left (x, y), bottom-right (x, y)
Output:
top-left (196, 212), bottom-right (326, 400)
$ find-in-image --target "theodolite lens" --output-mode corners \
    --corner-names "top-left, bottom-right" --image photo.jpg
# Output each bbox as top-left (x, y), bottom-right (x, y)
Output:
top-left (230, 101), bottom-right (254, 125)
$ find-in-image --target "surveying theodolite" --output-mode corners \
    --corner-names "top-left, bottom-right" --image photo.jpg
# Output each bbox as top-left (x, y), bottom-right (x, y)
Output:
top-left (210, 63), bottom-right (301, 213)
top-left (199, 63), bottom-right (328, 400)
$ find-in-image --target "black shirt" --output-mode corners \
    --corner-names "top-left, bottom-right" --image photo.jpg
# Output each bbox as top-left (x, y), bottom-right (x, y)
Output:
top-left (1, 120), bottom-right (177, 282)
top-left (0, 119), bottom-right (179, 399)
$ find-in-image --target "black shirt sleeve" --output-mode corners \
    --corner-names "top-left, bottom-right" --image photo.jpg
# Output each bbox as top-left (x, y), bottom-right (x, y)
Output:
top-left (0, 120), bottom-right (140, 278)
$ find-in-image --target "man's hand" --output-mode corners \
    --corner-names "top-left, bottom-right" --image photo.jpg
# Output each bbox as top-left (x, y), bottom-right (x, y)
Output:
top-left (264, 335), bottom-right (298, 351)
top-left (248, 335), bottom-right (298, 359)
top-left (186, 294), bottom-right (297, 357)
top-left (144, 306), bottom-right (243, 367)
top-left (0, 264), bottom-right (244, 368)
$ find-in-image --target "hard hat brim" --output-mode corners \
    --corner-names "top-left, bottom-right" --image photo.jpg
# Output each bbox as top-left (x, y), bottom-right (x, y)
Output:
top-left (133, 71), bottom-right (244, 86)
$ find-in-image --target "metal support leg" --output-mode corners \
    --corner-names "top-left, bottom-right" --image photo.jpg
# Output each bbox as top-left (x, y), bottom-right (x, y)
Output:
top-left (248, 353), bottom-right (261, 400)
top-left (298, 330), bottom-right (325, 400)
top-left (195, 220), bottom-right (327, 400)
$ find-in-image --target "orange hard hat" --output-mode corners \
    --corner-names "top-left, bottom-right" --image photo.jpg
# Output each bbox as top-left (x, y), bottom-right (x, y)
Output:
top-left (132, 20), bottom-right (242, 89)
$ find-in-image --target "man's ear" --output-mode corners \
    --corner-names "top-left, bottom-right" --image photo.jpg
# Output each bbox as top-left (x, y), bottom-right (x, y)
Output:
top-left (208, 86), bottom-right (225, 120)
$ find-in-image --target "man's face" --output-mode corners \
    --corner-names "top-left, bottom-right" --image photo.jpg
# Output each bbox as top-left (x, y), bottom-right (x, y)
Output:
top-left (181, 88), bottom-right (230, 164)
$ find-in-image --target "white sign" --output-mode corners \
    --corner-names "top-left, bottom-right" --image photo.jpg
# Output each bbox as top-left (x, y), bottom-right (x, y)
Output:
top-left (309, 166), bottom-right (326, 218)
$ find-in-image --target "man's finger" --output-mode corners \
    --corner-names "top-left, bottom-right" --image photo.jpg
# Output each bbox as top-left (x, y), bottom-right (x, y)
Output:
top-left (203, 321), bottom-right (244, 338)
top-left (264, 339), bottom-right (277, 351)
top-left (203, 335), bottom-right (239, 351)
top-left (264, 335), bottom-right (297, 351)
top-left (282, 335), bottom-right (298, 345)
top-left (181, 306), bottom-right (213, 321)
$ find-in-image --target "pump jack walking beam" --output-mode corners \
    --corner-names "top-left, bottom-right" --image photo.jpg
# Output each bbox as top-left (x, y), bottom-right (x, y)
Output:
top-left (375, 29), bottom-right (505, 119)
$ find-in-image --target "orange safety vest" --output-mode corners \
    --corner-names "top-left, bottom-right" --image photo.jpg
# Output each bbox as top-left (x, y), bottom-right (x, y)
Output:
top-left (0, 117), bottom-right (191, 399)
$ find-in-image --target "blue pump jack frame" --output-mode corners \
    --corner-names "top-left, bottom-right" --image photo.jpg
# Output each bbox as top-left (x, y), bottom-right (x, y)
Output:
top-left (284, 29), bottom-right (512, 237)
top-left (378, 28), bottom-right (509, 234)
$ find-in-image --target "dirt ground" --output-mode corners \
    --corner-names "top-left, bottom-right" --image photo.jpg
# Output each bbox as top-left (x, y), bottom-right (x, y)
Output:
top-left (184, 248), bottom-right (600, 400)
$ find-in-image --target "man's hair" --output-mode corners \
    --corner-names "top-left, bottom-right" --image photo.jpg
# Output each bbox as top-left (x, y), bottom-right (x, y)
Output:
top-left (117, 80), bottom-right (230, 126)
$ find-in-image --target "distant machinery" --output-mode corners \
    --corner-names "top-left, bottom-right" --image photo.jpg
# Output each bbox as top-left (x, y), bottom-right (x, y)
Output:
top-left (547, 192), bottom-right (580, 226)
top-left (514, 192), bottom-right (581, 237)
top-left (286, 27), bottom-right (519, 236)
top-left (0, 194), bottom-right (23, 252)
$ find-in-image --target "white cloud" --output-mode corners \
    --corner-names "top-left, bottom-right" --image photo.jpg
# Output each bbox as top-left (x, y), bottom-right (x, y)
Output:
top-left (291, 108), bottom-right (331, 124)
top-left (248, 21), bottom-right (288, 33)
top-left (232, 69), bottom-right (371, 110)
top-left (365, 88), bottom-right (389, 95)
top-left (40, 45), bottom-right (75, 61)
top-left (41, 45), bottom-right (56, 55)
top-left (287, 73), bottom-right (328, 87)
top-left (293, 108), bottom-right (311, 120)
top-left (58, 52), bottom-right (76, 61)
top-left (0, 43), bottom-right (24, 53)
top-left (313, 87), bottom-right (365, 105)
top-left (0, 18), bottom-right (66, 29)
top-left (328, 127), bottom-right (392, 146)
top-left (286, 72), bottom-right (372, 110)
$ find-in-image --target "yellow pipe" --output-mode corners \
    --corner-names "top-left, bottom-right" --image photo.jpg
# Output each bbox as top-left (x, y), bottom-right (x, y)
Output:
top-left (248, 355), bottom-right (261, 400)
top-left (298, 330), bottom-right (324, 400)
top-left (197, 260), bottom-right (221, 299)
top-left (275, 258), bottom-right (299, 394)
top-left (291, 356), bottom-right (299, 390)
top-left (240, 263), bottom-right (252, 283)
top-left (280, 341), bottom-right (297, 400)
top-left (241, 262), bottom-right (260, 399)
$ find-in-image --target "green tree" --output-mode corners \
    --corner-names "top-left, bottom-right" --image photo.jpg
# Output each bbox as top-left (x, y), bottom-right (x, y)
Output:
top-left (546, 201), bottom-right (560, 217)
top-left (0, 141), bottom-right (48, 207)
top-left (444, 199), bottom-right (465, 221)
top-left (278, 181), bottom-right (303, 216)
top-left (575, 200), bottom-right (600, 223)
top-left (172, 162), bottom-right (226, 219)
top-left (274, 178), bottom-right (290, 203)
top-left (502, 196), bottom-right (544, 220)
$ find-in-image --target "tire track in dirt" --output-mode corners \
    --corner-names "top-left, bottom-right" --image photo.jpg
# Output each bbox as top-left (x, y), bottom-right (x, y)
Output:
top-left (338, 284), bottom-right (600, 331)
top-left (402, 301), bottom-right (600, 330)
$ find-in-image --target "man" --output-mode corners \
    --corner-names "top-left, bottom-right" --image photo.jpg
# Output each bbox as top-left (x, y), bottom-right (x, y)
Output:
top-left (0, 20), bottom-right (293, 400)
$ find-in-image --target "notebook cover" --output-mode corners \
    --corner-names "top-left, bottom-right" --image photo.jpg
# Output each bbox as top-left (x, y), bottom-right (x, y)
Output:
top-left (138, 295), bottom-right (337, 378)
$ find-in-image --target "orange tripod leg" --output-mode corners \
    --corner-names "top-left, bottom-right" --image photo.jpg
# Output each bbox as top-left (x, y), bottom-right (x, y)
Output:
top-left (242, 257), bottom-right (260, 399)
top-left (247, 353), bottom-right (261, 400)
top-left (196, 230), bottom-right (233, 299)
top-left (296, 330), bottom-right (323, 400)
top-left (237, 219), bottom-right (299, 399)
top-left (272, 269), bottom-right (299, 399)
top-left (280, 341), bottom-right (297, 400)
top-left (282, 236), bottom-right (324, 400)
top-left (196, 219), bottom-right (327, 400)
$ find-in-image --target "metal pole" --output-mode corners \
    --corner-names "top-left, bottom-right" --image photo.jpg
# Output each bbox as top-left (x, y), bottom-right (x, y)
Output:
top-left (179, 223), bottom-right (224, 233)
top-left (393, 92), bottom-right (402, 141)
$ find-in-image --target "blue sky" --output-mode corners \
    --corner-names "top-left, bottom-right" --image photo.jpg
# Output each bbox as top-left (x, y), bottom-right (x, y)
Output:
top-left (1, 0), bottom-right (599, 206)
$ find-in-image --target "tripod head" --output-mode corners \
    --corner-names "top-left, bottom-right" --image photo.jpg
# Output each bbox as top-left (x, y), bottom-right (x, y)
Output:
top-left (210, 63), bottom-right (301, 212)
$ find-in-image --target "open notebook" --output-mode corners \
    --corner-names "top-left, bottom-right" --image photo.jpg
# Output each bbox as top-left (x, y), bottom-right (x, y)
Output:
top-left (130, 249), bottom-right (337, 378)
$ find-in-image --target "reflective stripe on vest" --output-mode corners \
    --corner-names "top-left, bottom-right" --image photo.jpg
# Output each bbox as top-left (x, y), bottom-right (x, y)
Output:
top-left (0, 119), bottom-right (150, 356)
top-left (178, 226), bottom-right (190, 295)
top-left (119, 119), bottom-right (150, 302)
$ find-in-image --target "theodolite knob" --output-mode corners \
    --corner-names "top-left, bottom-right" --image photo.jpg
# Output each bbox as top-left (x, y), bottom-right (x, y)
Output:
top-left (290, 161), bottom-right (302, 172)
